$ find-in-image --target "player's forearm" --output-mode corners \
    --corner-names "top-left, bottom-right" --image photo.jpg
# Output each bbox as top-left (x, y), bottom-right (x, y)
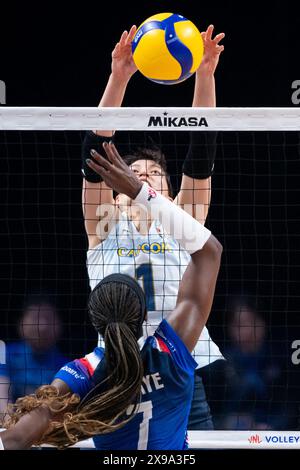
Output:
top-left (134, 183), bottom-right (211, 254)
top-left (95, 73), bottom-right (129, 137)
top-left (192, 72), bottom-right (216, 108)
top-left (98, 73), bottom-right (129, 108)
top-left (1, 406), bottom-right (52, 450)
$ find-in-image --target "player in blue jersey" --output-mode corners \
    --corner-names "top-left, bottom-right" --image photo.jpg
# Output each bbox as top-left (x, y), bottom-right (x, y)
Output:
top-left (0, 143), bottom-right (222, 450)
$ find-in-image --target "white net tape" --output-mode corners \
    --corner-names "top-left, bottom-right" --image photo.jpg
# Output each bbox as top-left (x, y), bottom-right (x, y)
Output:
top-left (1, 107), bottom-right (300, 131)
top-left (2, 430), bottom-right (300, 449)
top-left (68, 431), bottom-right (300, 449)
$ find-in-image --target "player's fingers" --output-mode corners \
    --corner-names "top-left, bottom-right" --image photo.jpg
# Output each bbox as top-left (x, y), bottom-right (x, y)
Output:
top-left (102, 142), bottom-right (120, 165)
top-left (217, 45), bottom-right (225, 52)
top-left (206, 24), bottom-right (214, 41)
top-left (86, 158), bottom-right (108, 177)
top-left (112, 43), bottom-right (120, 57)
top-left (106, 142), bottom-right (124, 166)
top-left (126, 25), bottom-right (137, 44)
top-left (119, 30), bottom-right (128, 46)
top-left (90, 149), bottom-right (111, 170)
top-left (214, 33), bottom-right (225, 44)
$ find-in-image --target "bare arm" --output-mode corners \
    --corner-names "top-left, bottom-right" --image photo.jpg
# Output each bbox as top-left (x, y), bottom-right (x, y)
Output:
top-left (94, 26), bottom-right (137, 137)
top-left (175, 25), bottom-right (225, 224)
top-left (167, 235), bottom-right (222, 352)
top-left (82, 26), bottom-right (137, 248)
top-left (82, 179), bottom-right (115, 249)
top-left (0, 379), bottom-right (70, 450)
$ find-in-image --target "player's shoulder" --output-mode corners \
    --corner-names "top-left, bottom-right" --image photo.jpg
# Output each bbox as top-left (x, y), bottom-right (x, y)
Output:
top-left (54, 347), bottom-right (105, 399)
top-left (78, 347), bottom-right (105, 377)
top-left (145, 320), bottom-right (197, 375)
top-left (60, 346), bottom-right (105, 380)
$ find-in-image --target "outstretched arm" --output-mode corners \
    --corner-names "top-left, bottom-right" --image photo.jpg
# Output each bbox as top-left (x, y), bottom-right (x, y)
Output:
top-left (0, 379), bottom-right (70, 450)
top-left (192, 25), bottom-right (225, 108)
top-left (175, 25), bottom-right (225, 224)
top-left (167, 235), bottom-right (222, 352)
top-left (82, 26), bottom-right (137, 249)
top-left (94, 25), bottom-right (137, 137)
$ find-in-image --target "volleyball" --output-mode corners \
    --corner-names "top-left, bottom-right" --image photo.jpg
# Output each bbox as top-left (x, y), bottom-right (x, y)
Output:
top-left (132, 13), bottom-right (204, 85)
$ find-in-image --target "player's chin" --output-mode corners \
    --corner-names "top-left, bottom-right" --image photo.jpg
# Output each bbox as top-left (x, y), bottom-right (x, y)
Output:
top-left (153, 187), bottom-right (170, 198)
top-left (149, 184), bottom-right (163, 194)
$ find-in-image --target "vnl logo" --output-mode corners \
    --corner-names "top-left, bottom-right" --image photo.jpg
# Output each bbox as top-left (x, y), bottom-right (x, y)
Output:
top-left (248, 433), bottom-right (300, 445)
top-left (248, 434), bottom-right (262, 444)
top-left (0, 340), bottom-right (6, 364)
top-left (0, 80), bottom-right (6, 104)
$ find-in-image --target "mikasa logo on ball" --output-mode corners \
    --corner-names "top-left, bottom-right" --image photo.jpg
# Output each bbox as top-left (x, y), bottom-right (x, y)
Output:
top-left (134, 29), bottom-right (143, 42)
top-left (148, 113), bottom-right (208, 128)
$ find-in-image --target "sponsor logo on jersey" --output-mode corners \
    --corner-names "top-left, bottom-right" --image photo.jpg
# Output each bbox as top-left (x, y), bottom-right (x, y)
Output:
top-left (61, 365), bottom-right (86, 380)
top-left (147, 187), bottom-right (157, 201)
top-left (118, 242), bottom-right (172, 257)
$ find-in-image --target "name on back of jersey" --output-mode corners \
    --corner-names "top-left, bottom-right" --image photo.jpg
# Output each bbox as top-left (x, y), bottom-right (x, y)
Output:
top-left (141, 372), bottom-right (164, 396)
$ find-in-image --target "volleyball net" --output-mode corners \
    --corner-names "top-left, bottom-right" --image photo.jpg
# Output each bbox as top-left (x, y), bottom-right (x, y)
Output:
top-left (0, 107), bottom-right (300, 448)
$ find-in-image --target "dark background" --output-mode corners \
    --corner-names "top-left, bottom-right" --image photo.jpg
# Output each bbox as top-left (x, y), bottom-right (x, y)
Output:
top-left (0, 0), bottom-right (300, 424)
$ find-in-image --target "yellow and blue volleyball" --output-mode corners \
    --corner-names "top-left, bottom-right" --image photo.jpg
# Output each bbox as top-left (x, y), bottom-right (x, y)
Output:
top-left (132, 13), bottom-right (204, 85)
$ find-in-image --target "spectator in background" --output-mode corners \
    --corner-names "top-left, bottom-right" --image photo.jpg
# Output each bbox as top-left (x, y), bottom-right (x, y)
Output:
top-left (222, 295), bottom-right (285, 430)
top-left (0, 295), bottom-right (67, 418)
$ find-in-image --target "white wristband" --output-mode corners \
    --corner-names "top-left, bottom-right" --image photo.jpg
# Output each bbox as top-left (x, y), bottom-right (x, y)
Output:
top-left (0, 436), bottom-right (4, 450)
top-left (134, 183), bottom-right (211, 254)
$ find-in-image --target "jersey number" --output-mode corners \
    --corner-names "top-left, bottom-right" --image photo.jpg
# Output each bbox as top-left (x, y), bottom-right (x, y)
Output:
top-left (136, 263), bottom-right (155, 311)
top-left (127, 400), bottom-right (153, 450)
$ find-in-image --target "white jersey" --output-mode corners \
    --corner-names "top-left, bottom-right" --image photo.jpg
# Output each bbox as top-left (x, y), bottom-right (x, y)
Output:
top-left (87, 216), bottom-right (224, 368)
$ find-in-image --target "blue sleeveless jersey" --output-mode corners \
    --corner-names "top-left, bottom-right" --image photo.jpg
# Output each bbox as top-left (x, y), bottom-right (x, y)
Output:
top-left (55, 320), bottom-right (197, 450)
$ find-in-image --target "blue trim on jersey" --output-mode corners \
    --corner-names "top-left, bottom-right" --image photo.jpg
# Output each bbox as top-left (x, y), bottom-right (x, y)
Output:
top-left (156, 320), bottom-right (197, 376)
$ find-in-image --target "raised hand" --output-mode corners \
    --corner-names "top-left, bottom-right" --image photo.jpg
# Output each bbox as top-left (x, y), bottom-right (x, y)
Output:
top-left (111, 25), bottom-right (138, 82)
top-left (197, 25), bottom-right (225, 76)
top-left (87, 142), bottom-right (142, 199)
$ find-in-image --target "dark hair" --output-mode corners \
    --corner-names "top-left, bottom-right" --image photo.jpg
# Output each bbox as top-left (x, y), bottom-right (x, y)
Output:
top-left (22, 293), bottom-right (57, 314)
top-left (123, 147), bottom-right (173, 198)
top-left (6, 276), bottom-right (146, 449)
top-left (228, 294), bottom-right (266, 324)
